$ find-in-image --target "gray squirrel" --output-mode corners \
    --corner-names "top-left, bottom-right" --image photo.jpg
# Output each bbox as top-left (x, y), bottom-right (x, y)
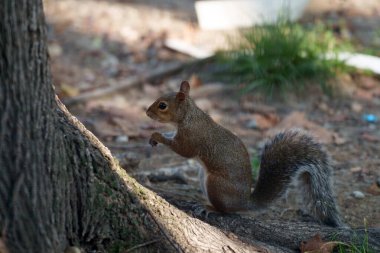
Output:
top-left (146, 81), bottom-right (344, 227)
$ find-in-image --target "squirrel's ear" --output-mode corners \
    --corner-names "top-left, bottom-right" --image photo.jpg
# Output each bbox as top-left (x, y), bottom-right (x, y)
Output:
top-left (176, 91), bottom-right (186, 102)
top-left (180, 81), bottom-right (190, 95)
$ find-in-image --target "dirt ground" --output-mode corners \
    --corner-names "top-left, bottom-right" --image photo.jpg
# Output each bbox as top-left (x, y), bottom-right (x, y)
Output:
top-left (44, 0), bottom-right (380, 229)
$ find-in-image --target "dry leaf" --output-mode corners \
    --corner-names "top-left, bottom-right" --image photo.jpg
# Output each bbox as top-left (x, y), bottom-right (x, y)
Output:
top-left (373, 87), bottom-right (380, 97)
top-left (189, 74), bottom-right (203, 89)
top-left (48, 43), bottom-right (63, 57)
top-left (332, 133), bottom-right (346, 145)
top-left (157, 49), bottom-right (172, 61)
top-left (355, 89), bottom-right (373, 100)
top-left (300, 234), bottom-right (337, 253)
top-left (367, 182), bottom-right (380, 196)
top-left (239, 101), bottom-right (279, 130)
top-left (252, 113), bottom-right (279, 130)
top-left (357, 76), bottom-right (378, 90)
top-left (361, 133), bottom-right (380, 142)
top-left (329, 114), bottom-right (347, 122)
top-left (240, 100), bottom-right (277, 115)
top-left (60, 83), bottom-right (80, 97)
top-left (318, 102), bottom-right (334, 115)
top-left (351, 102), bottom-right (363, 113)
top-left (91, 119), bottom-right (123, 139)
top-left (134, 52), bottom-right (147, 63)
top-left (267, 112), bottom-right (340, 144)
top-left (350, 167), bottom-right (363, 173)
top-left (0, 238), bottom-right (8, 253)
top-left (111, 117), bottom-right (143, 138)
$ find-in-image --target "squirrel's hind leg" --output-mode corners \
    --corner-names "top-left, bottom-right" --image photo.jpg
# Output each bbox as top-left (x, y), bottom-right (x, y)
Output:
top-left (205, 174), bottom-right (251, 213)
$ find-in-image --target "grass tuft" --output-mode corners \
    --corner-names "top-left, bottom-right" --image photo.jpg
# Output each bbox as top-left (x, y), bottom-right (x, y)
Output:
top-left (335, 219), bottom-right (375, 253)
top-left (216, 18), bottom-right (350, 97)
top-left (251, 155), bottom-right (260, 181)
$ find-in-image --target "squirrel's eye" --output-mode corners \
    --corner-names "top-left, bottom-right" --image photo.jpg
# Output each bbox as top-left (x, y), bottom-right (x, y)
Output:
top-left (158, 102), bottom-right (167, 110)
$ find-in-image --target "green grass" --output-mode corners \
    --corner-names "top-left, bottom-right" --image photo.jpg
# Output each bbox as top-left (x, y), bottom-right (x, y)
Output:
top-left (335, 219), bottom-right (375, 253)
top-left (251, 154), bottom-right (260, 181)
top-left (336, 235), bottom-right (374, 253)
top-left (216, 19), bottom-right (350, 97)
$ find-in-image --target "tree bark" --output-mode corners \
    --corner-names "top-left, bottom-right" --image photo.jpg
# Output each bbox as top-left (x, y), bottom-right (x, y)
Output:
top-left (0, 1), bottom-right (170, 252)
top-left (1, 1), bottom-right (379, 253)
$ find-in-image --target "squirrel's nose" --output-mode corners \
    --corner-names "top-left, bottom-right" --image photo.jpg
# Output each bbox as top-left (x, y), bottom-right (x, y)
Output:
top-left (146, 109), bottom-right (153, 118)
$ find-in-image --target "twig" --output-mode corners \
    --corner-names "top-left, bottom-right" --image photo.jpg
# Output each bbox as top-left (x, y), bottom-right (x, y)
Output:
top-left (105, 143), bottom-right (151, 150)
top-left (125, 239), bottom-right (160, 253)
top-left (64, 54), bottom-right (215, 106)
top-left (64, 61), bottom-right (185, 105)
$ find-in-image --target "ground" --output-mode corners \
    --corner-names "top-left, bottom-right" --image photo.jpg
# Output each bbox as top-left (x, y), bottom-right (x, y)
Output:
top-left (44, 0), bottom-right (380, 229)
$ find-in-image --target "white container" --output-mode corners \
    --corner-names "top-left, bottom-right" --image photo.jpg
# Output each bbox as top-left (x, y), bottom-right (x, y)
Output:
top-left (195, 0), bottom-right (311, 30)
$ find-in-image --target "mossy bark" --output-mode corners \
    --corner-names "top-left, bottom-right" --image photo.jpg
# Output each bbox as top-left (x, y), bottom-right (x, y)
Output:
top-left (0, 1), bottom-right (169, 252)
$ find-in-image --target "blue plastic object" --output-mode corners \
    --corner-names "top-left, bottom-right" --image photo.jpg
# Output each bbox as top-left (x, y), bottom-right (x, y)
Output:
top-left (363, 114), bottom-right (378, 123)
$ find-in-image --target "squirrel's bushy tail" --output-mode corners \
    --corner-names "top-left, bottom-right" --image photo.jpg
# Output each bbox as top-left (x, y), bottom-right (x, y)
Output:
top-left (251, 130), bottom-right (344, 227)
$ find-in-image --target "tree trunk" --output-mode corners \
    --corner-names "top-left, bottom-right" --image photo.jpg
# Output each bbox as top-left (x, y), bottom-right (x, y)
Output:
top-left (0, 1), bottom-right (171, 252)
top-left (1, 1), bottom-right (379, 253)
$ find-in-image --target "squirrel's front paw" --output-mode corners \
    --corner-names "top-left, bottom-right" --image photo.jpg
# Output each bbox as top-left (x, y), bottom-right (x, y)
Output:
top-left (149, 132), bottom-right (162, 147)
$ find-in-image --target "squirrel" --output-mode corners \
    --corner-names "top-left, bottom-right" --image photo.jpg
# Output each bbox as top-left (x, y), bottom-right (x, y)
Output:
top-left (146, 81), bottom-right (345, 227)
